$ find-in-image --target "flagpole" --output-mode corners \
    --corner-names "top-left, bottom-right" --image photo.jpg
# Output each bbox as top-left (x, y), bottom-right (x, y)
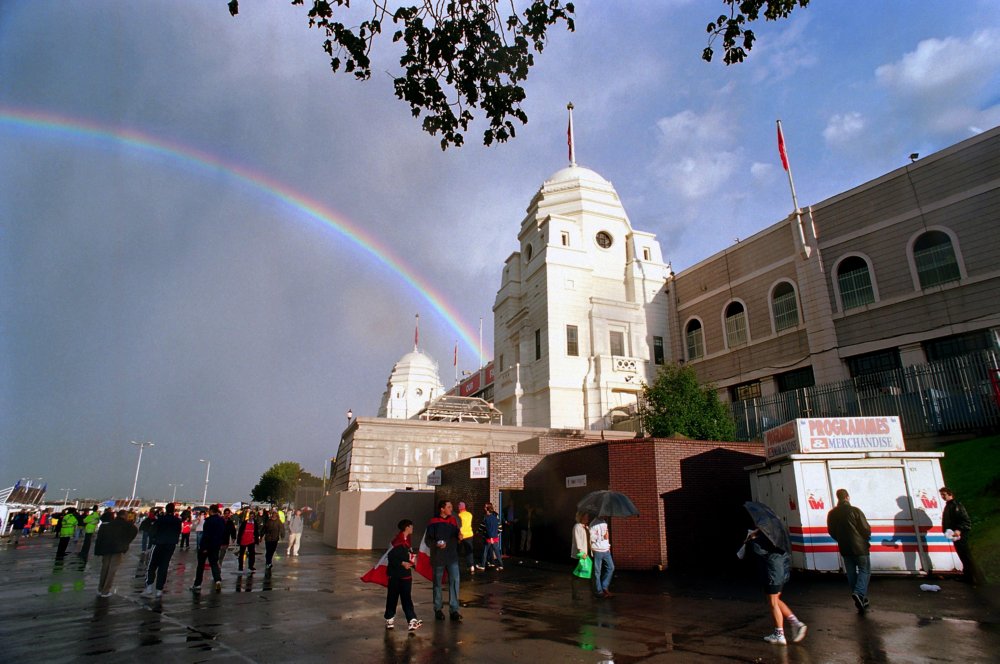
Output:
top-left (777, 120), bottom-right (810, 258)
top-left (414, 313), bottom-right (419, 351)
top-left (567, 102), bottom-right (576, 166)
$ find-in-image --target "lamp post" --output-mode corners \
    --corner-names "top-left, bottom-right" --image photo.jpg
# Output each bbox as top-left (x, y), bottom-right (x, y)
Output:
top-left (130, 441), bottom-right (154, 502)
top-left (199, 459), bottom-right (211, 505)
top-left (61, 488), bottom-right (76, 505)
top-left (168, 483), bottom-right (183, 503)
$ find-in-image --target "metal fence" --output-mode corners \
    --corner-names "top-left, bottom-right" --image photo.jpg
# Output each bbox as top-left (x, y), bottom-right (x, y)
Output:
top-left (730, 350), bottom-right (1000, 441)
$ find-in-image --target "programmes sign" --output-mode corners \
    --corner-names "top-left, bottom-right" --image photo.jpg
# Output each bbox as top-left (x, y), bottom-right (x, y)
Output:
top-left (470, 457), bottom-right (488, 479)
top-left (764, 417), bottom-right (905, 460)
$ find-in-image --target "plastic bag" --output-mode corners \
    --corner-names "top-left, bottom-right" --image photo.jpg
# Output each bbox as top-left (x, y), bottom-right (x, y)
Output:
top-left (573, 554), bottom-right (593, 579)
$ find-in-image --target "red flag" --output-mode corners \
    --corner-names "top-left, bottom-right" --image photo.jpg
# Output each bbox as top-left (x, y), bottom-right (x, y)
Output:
top-left (777, 122), bottom-right (790, 171)
top-left (360, 548), bottom-right (391, 587)
top-left (415, 535), bottom-right (439, 582)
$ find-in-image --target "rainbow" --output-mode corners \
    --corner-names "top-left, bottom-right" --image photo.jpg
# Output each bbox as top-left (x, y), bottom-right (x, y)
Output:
top-left (0, 106), bottom-right (483, 359)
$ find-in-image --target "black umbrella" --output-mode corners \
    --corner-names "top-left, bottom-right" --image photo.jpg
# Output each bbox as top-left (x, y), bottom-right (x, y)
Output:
top-left (577, 490), bottom-right (639, 518)
top-left (744, 501), bottom-right (790, 552)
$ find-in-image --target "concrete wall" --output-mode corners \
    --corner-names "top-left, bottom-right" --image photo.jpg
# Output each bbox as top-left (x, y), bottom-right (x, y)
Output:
top-left (322, 489), bottom-right (435, 550)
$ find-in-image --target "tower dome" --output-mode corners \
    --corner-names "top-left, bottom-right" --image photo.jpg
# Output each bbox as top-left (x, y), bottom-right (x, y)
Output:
top-left (377, 349), bottom-right (444, 419)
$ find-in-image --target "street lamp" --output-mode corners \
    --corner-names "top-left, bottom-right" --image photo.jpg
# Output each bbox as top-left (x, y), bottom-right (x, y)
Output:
top-left (60, 488), bottom-right (77, 505)
top-left (168, 483), bottom-right (183, 503)
top-left (346, 409), bottom-right (353, 424)
top-left (130, 440), bottom-right (154, 502)
top-left (199, 459), bottom-right (211, 505)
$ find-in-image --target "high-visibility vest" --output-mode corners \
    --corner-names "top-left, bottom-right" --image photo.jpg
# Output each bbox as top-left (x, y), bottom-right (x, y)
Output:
top-left (59, 514), bottom-right (79, 537)
top-left (83, 511), bottom-right (100, 534)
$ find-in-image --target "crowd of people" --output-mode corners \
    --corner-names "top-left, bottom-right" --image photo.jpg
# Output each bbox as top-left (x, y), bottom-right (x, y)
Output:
top-left (3, 501), bottom-right (308, 599)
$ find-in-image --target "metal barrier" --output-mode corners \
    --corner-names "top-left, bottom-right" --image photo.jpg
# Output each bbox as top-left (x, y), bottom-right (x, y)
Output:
top-left (731, 350), bottom-right (1000, 441)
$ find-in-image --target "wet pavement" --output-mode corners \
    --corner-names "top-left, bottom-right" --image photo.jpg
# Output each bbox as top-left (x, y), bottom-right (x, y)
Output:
top-left (0, 532), bottom-right (997, 663)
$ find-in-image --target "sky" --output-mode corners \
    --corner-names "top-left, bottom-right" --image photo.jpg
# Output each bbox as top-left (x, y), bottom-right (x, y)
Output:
top-left (2, 1), bottom-right (999, 504)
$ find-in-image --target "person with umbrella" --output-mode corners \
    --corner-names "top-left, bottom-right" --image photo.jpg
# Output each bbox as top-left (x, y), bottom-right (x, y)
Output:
top-left (744, 501), bottom-right (807, 645)
top-left (575, 490), bottom-right (640, 599)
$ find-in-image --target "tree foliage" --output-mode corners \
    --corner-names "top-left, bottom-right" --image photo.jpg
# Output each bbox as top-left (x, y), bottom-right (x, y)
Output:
top-left (227, 1), bottom-right (809, 149)
top-left (703, 0), bottom-right (811, 65)
top-left (250, 461), bottom-right (323, 504)
top-left (640, 364), bottom-right (736, 441)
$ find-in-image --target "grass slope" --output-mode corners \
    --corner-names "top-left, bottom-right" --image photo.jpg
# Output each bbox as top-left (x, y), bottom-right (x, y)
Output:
top-left (939, 435), bottom-right (1000, 584)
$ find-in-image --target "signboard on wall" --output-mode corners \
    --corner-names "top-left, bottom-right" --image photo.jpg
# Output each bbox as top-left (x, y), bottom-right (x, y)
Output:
top-left (566, 475), bottom-right (587, 488)
top-left (427, 470), bottom-right (442, 486)
top-left (470, 457), bottom-right (488, 479)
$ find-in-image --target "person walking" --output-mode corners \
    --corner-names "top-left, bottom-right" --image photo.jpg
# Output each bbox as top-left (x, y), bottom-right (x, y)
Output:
top-left (179, 513), bottom-right (192, 550)
top-left (144, 502), bottom-right (182, 598)
top-left (191, 504), bottom-right (226, 593)
top-left (94, 510), bottom-right (138, 597)
top-left (78, 506), bottom-right (101, 560)
top-left (219, 507), bottom-right (237, 566)
top-left (263, 510), bottom-right (283, 569)
top-left (478, 503), bottom-right (503, 570)
top-left (236, 509), bottom-right (259, 574)
top-left (55, 507), bottom-right (79, 560)
top-left (940, 487), bottom-right (981, 585)
top-left (286, 509), bottom-right (304, 557)
top-left (456, 502), bottom-right (475, 574)
top-left (424, 500), bottom-right (462, 622)
top-left (827, 489), bottom-right (872, 613)
top-left (384, 519), bottom-right (422, 632)
top-left (138, 510), bottom-right (156, 553)
top-left (589, 516), bottom-right (614, 598)
top-left (746, 526), bottom-right (807, 645)
top-left (194, 510), bottom-right (205, 550)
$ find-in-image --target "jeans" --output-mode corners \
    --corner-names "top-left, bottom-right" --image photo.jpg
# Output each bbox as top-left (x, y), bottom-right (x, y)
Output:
top-left (481, 541), bottom-right (502, 568)
top-left (593, 550), bottom-right (614, 594)
top-left (843, 554), bottom-right (871, 597)
top-left (432, 561), bottom-right (461, 613)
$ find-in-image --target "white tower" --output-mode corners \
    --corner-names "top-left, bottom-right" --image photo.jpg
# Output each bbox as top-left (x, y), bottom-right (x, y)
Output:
top-left (492, 104), bottom-right (673, 429)
top-left (377, 315), bottom-right (445, 419)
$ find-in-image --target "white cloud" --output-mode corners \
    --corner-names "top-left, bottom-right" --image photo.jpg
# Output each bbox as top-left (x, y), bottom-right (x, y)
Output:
top-left (653, 109), bottom-right (738, 200)
top-left (750, 162), bottom-right (773, 180)
top-left (823, 112), bottom-right (866, 145)
top-left (875, 29), bottom-right (999, 96)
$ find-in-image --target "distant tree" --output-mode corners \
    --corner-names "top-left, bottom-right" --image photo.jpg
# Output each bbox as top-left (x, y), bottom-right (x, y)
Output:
top-left (227, 1), bottom-right (809, 149)
top-left (641, 364), bottom-right (737, 441)
top-left (250, 461), bottom-right (323, 504)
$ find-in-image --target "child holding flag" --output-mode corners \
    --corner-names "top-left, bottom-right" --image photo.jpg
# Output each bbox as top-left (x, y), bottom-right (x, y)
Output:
top-left (384, 520), bottom-right (421, 631)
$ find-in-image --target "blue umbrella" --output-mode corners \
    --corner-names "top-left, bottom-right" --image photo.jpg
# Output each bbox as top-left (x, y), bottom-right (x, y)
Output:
top-left (744, 501), bottom-right (790, 552)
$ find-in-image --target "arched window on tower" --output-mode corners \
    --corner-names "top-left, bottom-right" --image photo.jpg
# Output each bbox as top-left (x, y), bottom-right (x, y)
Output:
top-left (913, 230), bottom-right (960, 289)
top-left (685, 319), bottom-right (704, 360)
top-left (724, 301), bottom-right (748, 348)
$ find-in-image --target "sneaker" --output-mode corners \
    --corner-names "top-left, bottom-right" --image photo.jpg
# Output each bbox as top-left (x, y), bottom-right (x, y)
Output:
top-left (475, 565), bottom-right (486, 571)
top-left (469, 566), bottom-right (476, 573)
top-left (190, 585), bottom-right (201, 593)
top-left (852, 592), bottom-right (866, 613)
top-left (434, 610), bottom-right (446, 621)
top-left (155, 590), bottom-right (163, 598)
top-left (266, 564), bottom-right (272, 569)
top-left (100, 592), bottom-right (113, 598)
top-left (764, 630), bottom-right (787, 645)
top-left (214, 581), bottom-right (223, 591)
top-left (385, 618), bottom-right (395, 630)
top-left (142, 584), bottom-right (155, 596)
top-left (789, 622), bottom-right (808, 643)
top-left (450, 612), bottom-right (463, 622)
top-left (407, 618), bottom-right (422, 631)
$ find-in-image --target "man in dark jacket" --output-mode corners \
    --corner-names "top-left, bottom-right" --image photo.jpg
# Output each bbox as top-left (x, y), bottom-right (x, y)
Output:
top-left (384, 519), bottom-right (421, 631)
top-left (940, 487), bottom-right (980, 584)
top-left (827, 489), bottom-right (872, 613)
top-left (144, 502), bottom-right (182, 598)
top-left (263, 510), bottom-right (284, 570)
top-left (424, 500), bottom-right (462, 622)
top-left (95, 510), bottom-right (138, 597)
top-left (192, 504), bottom-right (226, 592)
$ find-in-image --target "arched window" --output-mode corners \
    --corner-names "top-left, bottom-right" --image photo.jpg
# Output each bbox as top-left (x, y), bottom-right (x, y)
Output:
top-left (913, 230), bottom-right (960, 289)
top-left (685, 319), bottom-right (704, 360)
top-left (836, 256), bottom-right (875, 310)
top-left (724, 301), bottom-right (748, 348)
top-left (771, 282), bottom-right (799, 332)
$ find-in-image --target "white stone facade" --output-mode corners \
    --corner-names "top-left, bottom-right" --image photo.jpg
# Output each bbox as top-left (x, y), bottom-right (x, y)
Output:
top-left (492, 164), bottom-right (672, 429)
